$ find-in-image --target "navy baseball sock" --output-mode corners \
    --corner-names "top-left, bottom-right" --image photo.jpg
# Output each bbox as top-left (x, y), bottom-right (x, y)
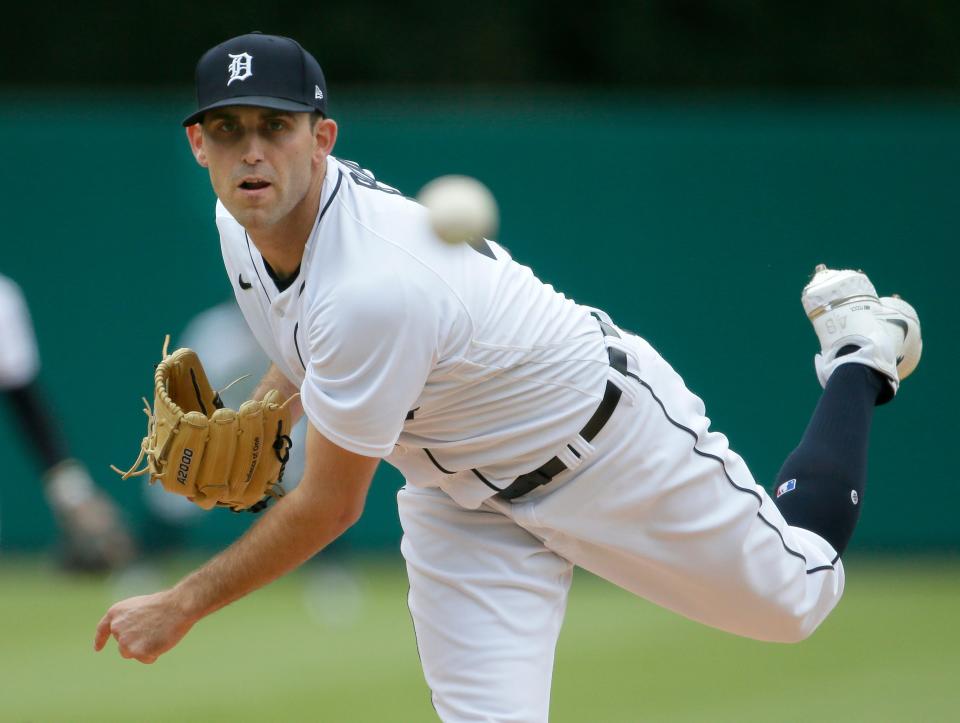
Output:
top-left (772, 360), bottom-right (886, 558)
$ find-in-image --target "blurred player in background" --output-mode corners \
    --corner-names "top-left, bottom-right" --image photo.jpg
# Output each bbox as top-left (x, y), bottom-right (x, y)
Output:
top-left (0, 273), bottom-right (136, 572)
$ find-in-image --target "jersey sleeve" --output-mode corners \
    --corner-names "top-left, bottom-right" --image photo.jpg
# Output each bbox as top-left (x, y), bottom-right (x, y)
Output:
top-left (299, 274), bottom-right (438, 457)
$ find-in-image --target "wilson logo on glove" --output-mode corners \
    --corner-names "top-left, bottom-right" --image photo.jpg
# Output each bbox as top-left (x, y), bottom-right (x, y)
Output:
top-left (112, 336), bottom-right (296, 513)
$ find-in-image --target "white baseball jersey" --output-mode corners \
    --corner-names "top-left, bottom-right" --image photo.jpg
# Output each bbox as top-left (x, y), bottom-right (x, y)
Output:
top-left (215, 156), bottom-right (846, 722)
top-left (0, 274), bottom-right (40, 390)
top-left (218, 156), bottom-right (609, 509)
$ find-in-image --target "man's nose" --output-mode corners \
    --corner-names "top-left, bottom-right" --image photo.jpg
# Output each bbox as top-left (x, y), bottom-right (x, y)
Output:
top-left (239, 133), bottom-right (265, 165)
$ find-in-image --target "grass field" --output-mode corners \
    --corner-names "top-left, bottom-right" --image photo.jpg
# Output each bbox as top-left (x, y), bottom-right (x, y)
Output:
top-left (1, 554), bottom-right (958, 722)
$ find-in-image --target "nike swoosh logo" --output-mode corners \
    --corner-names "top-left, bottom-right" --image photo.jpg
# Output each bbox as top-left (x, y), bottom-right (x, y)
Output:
top-left (238, 274), bottom-right (252, 290)
top-left (883, 318), bottom-right (908, 334)
top-left (884, 319), bottom-right (908, 367)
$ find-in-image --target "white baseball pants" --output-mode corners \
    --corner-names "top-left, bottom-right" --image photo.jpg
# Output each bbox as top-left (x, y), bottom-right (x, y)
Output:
top-left (399, 332), bottom-right (843, 722)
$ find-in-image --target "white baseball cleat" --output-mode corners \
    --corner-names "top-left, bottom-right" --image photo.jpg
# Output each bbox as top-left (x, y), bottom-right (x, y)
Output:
top-left (801, 264), bottom-right (922, 400)
top-left (875, 294), bottom-right (922, 380)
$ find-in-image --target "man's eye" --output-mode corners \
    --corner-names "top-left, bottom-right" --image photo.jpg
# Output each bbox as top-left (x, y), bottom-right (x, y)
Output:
top-left (267, 120), bottom-right (286, 131)
top-left (219, 122), bottom-right (237, 133)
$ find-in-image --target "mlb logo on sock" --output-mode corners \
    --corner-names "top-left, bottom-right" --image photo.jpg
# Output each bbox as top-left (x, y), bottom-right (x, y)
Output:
top-left (776, 479), bottom-right (797, 498)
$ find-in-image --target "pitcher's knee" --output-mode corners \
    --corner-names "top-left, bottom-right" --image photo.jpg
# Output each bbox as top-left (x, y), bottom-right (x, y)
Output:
top-left (749, 603), bottom-right (831, 644)
top-left (722, 590), bottom-right (835, 643)
top-left (773, 612), bottom-right (824, 643)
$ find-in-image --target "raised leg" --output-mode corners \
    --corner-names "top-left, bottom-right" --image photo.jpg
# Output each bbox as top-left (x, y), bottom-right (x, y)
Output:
top-left (489, 333), bottom-right (844, 643)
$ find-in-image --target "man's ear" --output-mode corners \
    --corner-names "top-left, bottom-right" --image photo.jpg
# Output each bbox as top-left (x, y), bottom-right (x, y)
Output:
top-left (185, 124), bottom-right (208, 167)
top-left (313, 117), bottom-right (338, 163)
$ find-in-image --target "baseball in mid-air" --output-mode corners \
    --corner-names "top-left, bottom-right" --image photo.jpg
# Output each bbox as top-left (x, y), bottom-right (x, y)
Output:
top-left (417, 175), bottom-right (499, 244)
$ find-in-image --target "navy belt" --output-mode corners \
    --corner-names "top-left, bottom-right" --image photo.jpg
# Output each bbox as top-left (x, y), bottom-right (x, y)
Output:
top-left (495, 313), bottom-right (627, 501)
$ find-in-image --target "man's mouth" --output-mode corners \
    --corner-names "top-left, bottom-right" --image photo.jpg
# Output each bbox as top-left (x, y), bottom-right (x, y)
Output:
top-left (239, 179), bottom-right (271, 191)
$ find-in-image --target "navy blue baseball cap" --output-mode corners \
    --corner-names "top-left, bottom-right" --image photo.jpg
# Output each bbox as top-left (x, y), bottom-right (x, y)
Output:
top-left (183, 32), bottom-right (327, 126)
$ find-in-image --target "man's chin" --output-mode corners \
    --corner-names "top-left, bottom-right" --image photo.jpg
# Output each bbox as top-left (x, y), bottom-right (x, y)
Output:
top-left (222, 201), bottom-right (277, 230)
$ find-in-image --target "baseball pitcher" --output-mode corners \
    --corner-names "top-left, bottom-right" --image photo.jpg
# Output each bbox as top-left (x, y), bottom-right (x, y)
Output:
top-left (95, 33), bottom-right (922, 722)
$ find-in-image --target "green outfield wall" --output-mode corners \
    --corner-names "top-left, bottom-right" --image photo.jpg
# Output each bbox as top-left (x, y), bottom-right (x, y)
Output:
top-left (0, 92), bottom-right (954, 554)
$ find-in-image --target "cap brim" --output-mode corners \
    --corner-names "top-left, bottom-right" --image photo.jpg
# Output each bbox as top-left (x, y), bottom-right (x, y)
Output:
top-left (182, 96), bottom-right (318, 126)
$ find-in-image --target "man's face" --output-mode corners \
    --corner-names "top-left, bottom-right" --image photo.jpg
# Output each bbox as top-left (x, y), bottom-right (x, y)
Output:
top-left (187, 106), bottom-right (330, 231)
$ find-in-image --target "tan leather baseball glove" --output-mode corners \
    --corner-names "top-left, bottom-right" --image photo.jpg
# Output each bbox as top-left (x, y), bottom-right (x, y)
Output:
top-left (113, 337), bottom-right (295, 512)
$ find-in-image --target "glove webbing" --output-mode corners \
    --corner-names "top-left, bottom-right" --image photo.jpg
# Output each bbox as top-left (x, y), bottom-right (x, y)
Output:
top-left (110, 371), bottom-right (251, 483)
